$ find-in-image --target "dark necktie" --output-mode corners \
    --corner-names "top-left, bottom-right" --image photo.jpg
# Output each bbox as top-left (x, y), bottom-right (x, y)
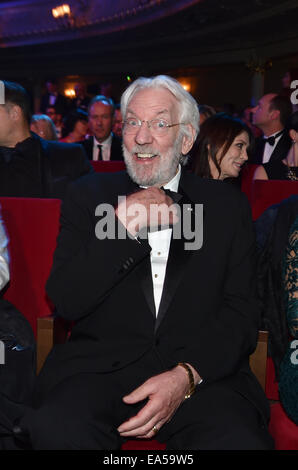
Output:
top-left (263, 130), bottom-right (284, 146)
top-left (97, 144), bottom-right (102, 161)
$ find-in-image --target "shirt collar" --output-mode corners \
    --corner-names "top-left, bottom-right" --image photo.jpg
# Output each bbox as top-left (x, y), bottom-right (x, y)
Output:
top-left (163, 164), bottom-right (181, 192)
top-left (93, 133), bottom-right (112, 147)
top-left (140, 164), bottom-right (181, 191)
top-left (264, 129), bottom-right (284, 139)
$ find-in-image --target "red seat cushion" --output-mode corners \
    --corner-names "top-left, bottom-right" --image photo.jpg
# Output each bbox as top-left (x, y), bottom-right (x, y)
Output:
top-left (1, 197), bottom-right (61, 336)
top-left (91, 161), bottom-right (125, 173)
top-left (269, 403), bottom-right (298, 450)
top-left (122, 439), bottom-right (166, 450)
top-left (241, 163), bottom-right (258, 204)
top-left (250, 180), bottom-right (298, 220)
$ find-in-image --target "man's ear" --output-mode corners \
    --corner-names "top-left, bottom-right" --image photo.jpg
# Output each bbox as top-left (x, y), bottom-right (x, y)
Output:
top-left (9, 105), bottom-right (22, 121)
top-left (181, 125), bottom-right (196, 155)
top-left (270, 108), bottom-right (280, 122)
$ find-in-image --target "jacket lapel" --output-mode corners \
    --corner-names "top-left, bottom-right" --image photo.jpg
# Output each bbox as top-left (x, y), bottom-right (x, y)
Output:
top-left (155, 177), bottom-right (201, 331)
top-left (269, 132), bottom-right (292, 163)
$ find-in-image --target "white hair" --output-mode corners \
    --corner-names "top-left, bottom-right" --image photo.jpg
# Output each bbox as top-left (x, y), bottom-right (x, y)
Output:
top-left (120, 75), bottom-right (200, 141)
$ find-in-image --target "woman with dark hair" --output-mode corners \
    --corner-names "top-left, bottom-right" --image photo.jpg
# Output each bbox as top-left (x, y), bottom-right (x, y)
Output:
top-left (60, 109), bottom-right (88, 143)
top-left (253, 111), bottom-right (298, 181)
top-left (192, 113), bottom-right (252, 181)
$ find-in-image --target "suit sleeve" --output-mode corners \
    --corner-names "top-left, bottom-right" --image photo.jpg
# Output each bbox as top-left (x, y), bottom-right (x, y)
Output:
top-left (73, 144), bottom-right (94, 176)
top-left (176, 194), bottom-right (261, 383)
top-left (46, 180), bottom-right (151, 321)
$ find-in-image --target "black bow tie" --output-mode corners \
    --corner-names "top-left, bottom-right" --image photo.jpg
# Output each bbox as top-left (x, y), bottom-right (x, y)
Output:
top-left (263, 130), bottom-right (283, 146)
top-left (161, 187), bottom-right (182, 203)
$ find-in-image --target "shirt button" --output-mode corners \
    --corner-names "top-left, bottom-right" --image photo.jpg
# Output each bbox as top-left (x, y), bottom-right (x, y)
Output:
top-left (157, 252), bottom-right (161, 256)
top-left (154, 274), bottom-right (158, 278)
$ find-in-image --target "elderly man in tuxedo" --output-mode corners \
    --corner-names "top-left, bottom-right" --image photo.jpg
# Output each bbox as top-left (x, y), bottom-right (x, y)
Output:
top-left (17, 75), bottom-right (273, 450)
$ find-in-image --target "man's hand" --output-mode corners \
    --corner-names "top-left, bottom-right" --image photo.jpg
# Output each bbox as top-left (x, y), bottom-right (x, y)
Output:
top-left (115, 187), bottom-right (179, 237)
top-left (117, 365), bottom-right (198, 439)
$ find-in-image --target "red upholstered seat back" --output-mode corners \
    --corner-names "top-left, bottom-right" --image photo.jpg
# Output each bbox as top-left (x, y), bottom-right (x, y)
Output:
top-left (1, 197), bottom-right (61, 336)
top-left (251, 180), bottom-right (298, 220)
top-left (241, 163), bottom-right (259, 204)
top-left (91, 161), bottom-right (125, 173)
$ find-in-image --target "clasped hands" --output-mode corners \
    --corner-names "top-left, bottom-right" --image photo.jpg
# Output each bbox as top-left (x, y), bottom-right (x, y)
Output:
top-left (115, 187), bottom-right (179, 238)
top-left (117, 364), bottom-right (199, 439)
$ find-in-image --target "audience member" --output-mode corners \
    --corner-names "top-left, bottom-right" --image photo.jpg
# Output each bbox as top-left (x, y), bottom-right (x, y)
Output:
top-left (40, 78), bottom-right (69, 116)
top-left (0, 209), bottom-right (36, 449)
top-left (256, 195), bottom-right (298, 379)
top-left (0, 81), bottom-right (93, 199)
top-left (250, 93), bottom-right (292, 164)
top-left (191, 113), bottom-right (252, 182)
top-left (30, 114), bottom-right (58, 141)
top-left (240, 106), bottom-right (263, 138)
top-left (80, 95), bottom-right (123, 161)
top-left (45, 105), bottom-right (63, 139)
top-left (0, 210), bottom-right (9, 291)
top-left (112, 104), bottom-right (123, 138)
top-left (70, 82), bottom-right (90, 112)
top-left (60, 109), bottom-right (88, 143)
top-left (253, 111), bottom-right (298, 181)
top-left (12, 75), bottom-right (273, 450)
top-left (278, 214), bottom-right (298, 424)
top-left (198, 104), bottom-right (216, 125)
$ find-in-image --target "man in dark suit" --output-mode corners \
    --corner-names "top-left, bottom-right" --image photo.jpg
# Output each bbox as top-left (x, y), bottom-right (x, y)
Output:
top-left (80, 95), bottom-right (123, 161)
top-left (39, 78), bottom-right (69, 116)
top-left (0, 81), bottom-right (93, 200)
top-left (250, 93), bottom-right (292, 164)
top-left (16, 76), bottom-right (273, 450)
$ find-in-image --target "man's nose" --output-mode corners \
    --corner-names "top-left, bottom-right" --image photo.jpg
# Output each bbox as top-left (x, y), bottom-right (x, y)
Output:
top-left (135, 122), bottom-right (154, 145)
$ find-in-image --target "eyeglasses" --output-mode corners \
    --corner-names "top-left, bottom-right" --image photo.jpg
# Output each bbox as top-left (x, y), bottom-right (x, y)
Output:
top-left (123, 118), bottom-right (184, 135)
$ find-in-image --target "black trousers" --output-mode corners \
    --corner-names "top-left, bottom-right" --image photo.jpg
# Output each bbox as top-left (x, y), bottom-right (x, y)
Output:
top-left (21, 350), bottom-right (274, 450)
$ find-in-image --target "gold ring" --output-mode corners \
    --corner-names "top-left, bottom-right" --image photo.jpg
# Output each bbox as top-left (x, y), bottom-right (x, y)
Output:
top-left (152, 425), bottom-right (158, 434)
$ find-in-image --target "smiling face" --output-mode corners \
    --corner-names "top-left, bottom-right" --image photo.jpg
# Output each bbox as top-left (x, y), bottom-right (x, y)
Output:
top-left (122, 87), bottom-right (193, 187)
top-left (209, 131), bottom-right (250, 180)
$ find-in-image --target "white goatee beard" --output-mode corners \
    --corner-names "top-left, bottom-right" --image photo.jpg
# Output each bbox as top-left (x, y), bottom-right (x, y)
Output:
top-left (122, 134), bottom-right (183, 187)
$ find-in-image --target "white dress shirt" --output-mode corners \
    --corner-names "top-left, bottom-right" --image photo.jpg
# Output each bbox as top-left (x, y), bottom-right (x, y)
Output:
top-left (262, 130), bottom-right (284, 164)
top-left (147, 166), bottom-right (181, 315)
top-left (92, 134), bottom-right (112, 161)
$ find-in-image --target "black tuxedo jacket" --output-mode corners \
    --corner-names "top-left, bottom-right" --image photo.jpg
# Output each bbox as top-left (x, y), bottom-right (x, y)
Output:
top-left (43, 170), bottom-right (269, 421)
top-left (0, 133), bottom-right (93, 200)
top-left (79, 135), bottom-right (123, 161)
top-left (40, 93), bottom-right (69, 115)
top-left (251, 131), bottom-right (292, 164)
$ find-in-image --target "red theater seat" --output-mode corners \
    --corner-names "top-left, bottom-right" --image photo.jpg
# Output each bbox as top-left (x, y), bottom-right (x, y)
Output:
top-left (91, 161), bottom-right (125, 173)
top-left (1, 197), bottom-right (61, 337)
top-left (241, 163), bottom-right (258, 204)
top-left (251, 180), bottom-right (298, 220)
